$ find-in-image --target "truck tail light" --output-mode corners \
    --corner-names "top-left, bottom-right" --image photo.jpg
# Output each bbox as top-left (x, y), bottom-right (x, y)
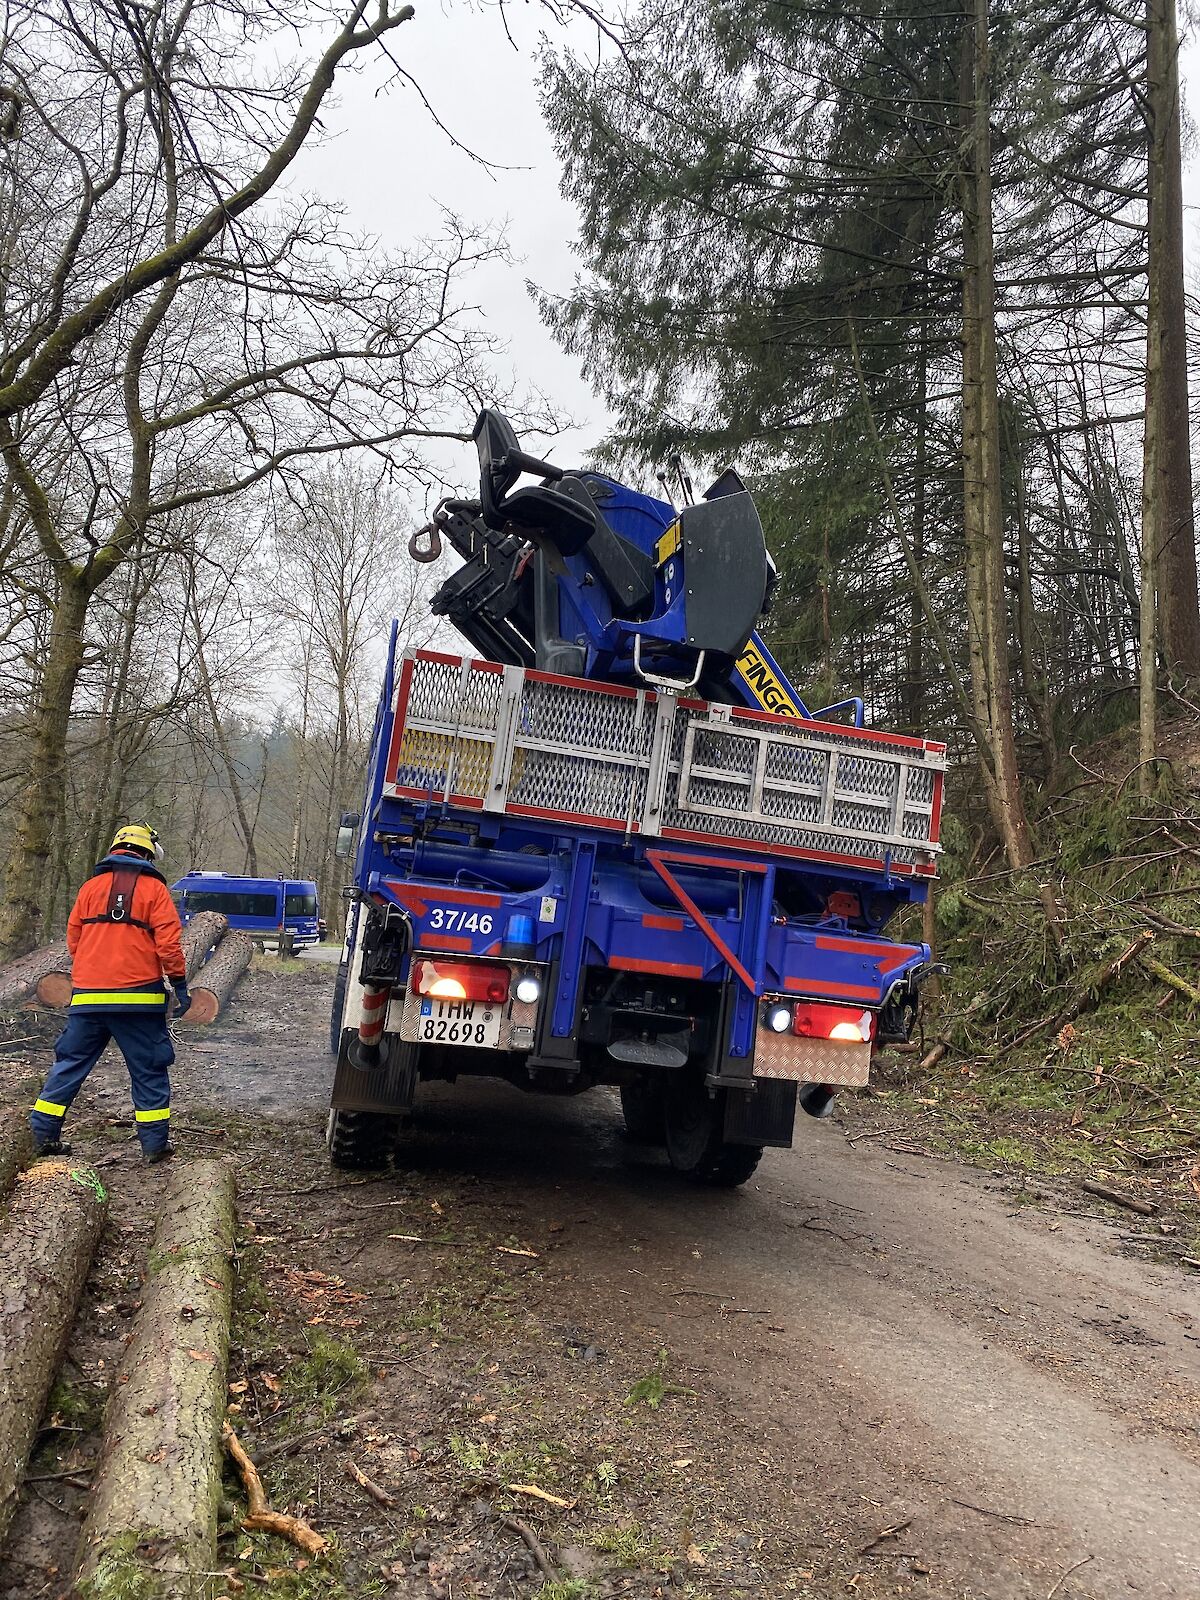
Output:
top-left (410, 959), bottom-right (510, 1004)
top-left (793, 1003), bottom-right (874, 1043)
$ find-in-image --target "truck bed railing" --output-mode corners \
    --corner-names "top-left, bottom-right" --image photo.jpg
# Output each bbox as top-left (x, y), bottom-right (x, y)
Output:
top-left (385, 651), bottom-right (945, 877)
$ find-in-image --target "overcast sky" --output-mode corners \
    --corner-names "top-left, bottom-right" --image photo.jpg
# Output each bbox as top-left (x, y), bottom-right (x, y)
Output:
top-left (296, 9), bottom-right (1200, 505)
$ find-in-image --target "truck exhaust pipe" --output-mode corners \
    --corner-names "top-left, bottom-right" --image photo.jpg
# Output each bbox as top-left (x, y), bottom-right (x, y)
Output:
top-left (799, 1083), bottom-right (836, 1120)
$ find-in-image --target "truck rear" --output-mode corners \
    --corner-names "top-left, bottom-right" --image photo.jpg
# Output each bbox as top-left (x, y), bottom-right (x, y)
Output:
top-left (326, 412), bottom-right (944, 1182)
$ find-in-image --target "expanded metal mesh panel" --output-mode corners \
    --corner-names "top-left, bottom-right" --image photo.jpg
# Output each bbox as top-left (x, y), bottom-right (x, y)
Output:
top-left (516, 677), bottom-right (652, 759)
top-left (509, 749), bottom-right (645, 823)
top-left (388, 653), bottom-right (943, 872)
top-left (663, 706), bottom-right (938, 868)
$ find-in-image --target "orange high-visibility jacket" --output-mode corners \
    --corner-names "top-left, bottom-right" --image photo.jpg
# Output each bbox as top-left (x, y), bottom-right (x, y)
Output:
top-left (67, 855), bottom-right (186, 993)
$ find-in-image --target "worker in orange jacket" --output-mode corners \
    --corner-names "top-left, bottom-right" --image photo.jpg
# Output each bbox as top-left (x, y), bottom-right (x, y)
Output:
top-left (30, 824), bottom-right (192, 1163)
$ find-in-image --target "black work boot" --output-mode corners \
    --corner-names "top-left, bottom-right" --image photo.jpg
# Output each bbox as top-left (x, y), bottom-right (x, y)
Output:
top-left (143, 1142), bottom-right (175, 1166)
top-left (33, 1138), bottom-right (73, 1159)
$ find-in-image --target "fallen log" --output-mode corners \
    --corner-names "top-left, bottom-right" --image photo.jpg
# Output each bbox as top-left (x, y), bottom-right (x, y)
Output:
top-left (0, 940), bottom-right (71, 1010)
top-left (179, 930), bottom-right (255, 1026)
top-left (74, 1159), bottom-right (236, 1599)
top-left (28, 915), bottom-right (233, 1011)
top-left (181, 911), bottom-right (230, 980)
top-left (0, 1110), bottom-right (32, 1201)
top-left (0, 1159), bottom-right (108, 1546)
top-left (1081, 1179), bottom-right (1157, 1217)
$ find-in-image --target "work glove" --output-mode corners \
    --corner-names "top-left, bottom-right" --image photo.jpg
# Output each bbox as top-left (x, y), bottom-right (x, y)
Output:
top-left (172, 979), bottom-right (193, 1017)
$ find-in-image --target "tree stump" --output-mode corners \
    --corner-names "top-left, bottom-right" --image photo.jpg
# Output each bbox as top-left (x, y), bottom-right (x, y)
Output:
top-left (0, 1159), bottom-right (108, 1545)
top-left (74, 1160), bottom-right (236, 1599)
top-left (179, 931), bottom-right (255, 1026)
top-left (0, 941), bottom-right (71, 1010)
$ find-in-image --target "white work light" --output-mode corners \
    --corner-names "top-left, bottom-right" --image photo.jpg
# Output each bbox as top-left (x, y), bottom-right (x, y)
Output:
top-left (514, 975), bottom-right (542, 1005)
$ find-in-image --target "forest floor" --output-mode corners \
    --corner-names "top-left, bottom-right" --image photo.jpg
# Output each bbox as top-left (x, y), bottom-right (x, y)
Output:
top-left (1, 956), bottom-right (1198, 1600)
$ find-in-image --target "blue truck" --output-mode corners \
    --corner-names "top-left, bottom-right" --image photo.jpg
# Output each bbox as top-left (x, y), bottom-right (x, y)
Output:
top-left (173, 872), bottom-right (322, 948)
top-left (328, 410), bottom-right (944, 1182)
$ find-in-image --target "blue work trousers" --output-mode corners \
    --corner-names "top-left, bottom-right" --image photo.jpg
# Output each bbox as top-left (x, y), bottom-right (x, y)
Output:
top-left (31, 1012), bottom-right (174, 1153)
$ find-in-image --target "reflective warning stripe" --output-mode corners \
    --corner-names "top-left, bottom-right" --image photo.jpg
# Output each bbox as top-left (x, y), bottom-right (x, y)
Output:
top-left (33, 1099), bottom-right (67, 1117)
top-left (71, 991), bottom-right (166, 1006)
top-left (134, 1108), bottom-right (171, 1122)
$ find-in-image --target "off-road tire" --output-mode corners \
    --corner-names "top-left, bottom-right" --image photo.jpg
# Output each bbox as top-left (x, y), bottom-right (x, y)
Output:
top-left (326, 1109), bottom-right (396, 1170)
top-left (663, 1075), bottom-right (763, 1188)
top-left (620, 1080), bottom-right (667, 1143)
top-left (329, 961), bottom-right (348, 1055)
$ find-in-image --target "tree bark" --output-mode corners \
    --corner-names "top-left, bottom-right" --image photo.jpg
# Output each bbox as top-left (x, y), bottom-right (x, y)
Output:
top-left (0, 940), bottom-right (71, 1009)
top-left (180, 931), bottom-right (255, 1025)
top-left (0, 574), bottom-right (92, 961)
top-left (180, 912), bottom-right (231, 980)
top-left (0, 1159), bottom-right (108, 1545)
top-left (74, 1160), bottom-right (236, 1600)
top-left (959, 0), bottom-right (1055, 933)
top-left (0, 1111), bottom-right (32, 1200)
top-left (1146, 0), bottom-right (1200, 677)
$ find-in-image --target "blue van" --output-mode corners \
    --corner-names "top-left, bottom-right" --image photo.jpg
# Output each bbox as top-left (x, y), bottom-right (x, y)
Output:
top-left (172, 872), bottom-right (322, 948)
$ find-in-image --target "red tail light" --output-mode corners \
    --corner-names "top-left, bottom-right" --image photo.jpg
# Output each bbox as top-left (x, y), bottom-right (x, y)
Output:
top-left (410, 959), bottom-right (510, 1004)
top-left (792, 1003), bottom-right (874, 1043)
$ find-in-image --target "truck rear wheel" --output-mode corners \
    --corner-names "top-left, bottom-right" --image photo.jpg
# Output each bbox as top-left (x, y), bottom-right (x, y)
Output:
top-left (663, 1076), bottom-right (763, 1188)
top-left (619, 1080), bottom-right (666, 1143)
top-left (326, 1109), bottom-right (397, 1170)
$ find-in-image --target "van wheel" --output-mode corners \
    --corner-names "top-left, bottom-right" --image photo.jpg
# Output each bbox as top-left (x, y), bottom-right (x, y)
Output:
top-left (326, 1109), bottom-right (396, 1170)
top-left (329, 962), bottom-right (348, 1055)
top-left (663, 1075), bottom-right (763, 1188)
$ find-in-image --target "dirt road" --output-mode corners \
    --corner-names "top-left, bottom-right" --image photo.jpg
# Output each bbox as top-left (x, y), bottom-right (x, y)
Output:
top-left (2, 960), bottom-right (1197, 1599)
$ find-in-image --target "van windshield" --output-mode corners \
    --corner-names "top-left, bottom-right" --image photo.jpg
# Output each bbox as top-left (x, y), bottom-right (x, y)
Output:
top-left (186, 890), bottom-right (279, 918)
top-left (285, 892), bottom-right (318, 918)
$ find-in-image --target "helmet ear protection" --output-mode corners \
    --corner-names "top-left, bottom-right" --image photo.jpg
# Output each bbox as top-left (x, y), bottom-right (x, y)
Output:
top-left (110, 824), bottom-right (164, 861)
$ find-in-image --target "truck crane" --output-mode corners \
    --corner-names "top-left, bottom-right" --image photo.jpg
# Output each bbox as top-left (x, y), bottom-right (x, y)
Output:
top-left (327, 410), bottom-right (945, 1184)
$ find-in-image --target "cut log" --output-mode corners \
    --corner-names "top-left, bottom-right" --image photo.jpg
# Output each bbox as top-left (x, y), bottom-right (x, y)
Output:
top-left (0, 940), bottom-right (71, 1010)
top-left (179, 931), bottom-right (255, 1026)
top-left (0, 1159), bottom-right (108, 1546)
top-left (31, 914), bottom-right (231, 1012)
top-left (180, 911), bottom-right (230, 980)
top-left (74, 1160), bottom-right (236, 1599)
top-left (0, 1111), bottom-right (32, 1202)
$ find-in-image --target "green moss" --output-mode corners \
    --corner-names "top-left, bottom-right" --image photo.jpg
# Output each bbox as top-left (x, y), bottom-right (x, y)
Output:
top-left (76, 1533), bottom-right (177, 1600)
top-left (284, 1331), bottom-right (367, 1417)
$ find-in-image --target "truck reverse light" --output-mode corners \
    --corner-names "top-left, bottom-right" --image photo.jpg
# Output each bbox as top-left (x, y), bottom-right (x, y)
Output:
top-left (411, 959), bottom-right (510, 1004)
top-left (514, 975), bottom-right (541, 1004)
top-left (792, 1003), bottom-right (874, 1043)
top-left (765, 1003), bottom-right (792, 1033)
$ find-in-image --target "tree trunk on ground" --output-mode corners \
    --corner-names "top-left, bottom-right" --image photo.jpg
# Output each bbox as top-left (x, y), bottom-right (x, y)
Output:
top-left (181, 912), bottom-right (231, 980)
top-left (0, 1113), bottom-right (32, 1200)
top-left (0, 1159), bottom-right (108, 1544)
top-left (0, 575), bottom-right (92, 962)
top-left (181, 931), bottom-right (255, 1025)
top-left (1147, 0), bottom-right (1200, 677)
top-left (0, 941), bottom-right (72, 1010)
top-left (74, 1161), bottom-right (235, 1600)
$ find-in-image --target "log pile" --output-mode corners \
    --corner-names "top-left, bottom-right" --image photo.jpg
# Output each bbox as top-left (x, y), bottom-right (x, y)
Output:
top-left (1, 916), bottom-right (252, 1024)
top-left (0, 1156), bottom-right (108, 1544)
top-left (179, 930), bottom-right (255, 1026)
top-left (75, 1160), bottom-right (236, 1599)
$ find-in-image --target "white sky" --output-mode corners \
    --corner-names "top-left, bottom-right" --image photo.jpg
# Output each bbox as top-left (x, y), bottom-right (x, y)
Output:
top-left (295, 8), bottom-right (1200, 505)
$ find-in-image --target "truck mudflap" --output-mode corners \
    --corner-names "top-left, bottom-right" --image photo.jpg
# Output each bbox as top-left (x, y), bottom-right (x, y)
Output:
top-left (723, 1080), bottom-right (798, 1148)
top-left (330, 1034), bottom-right (418, 1114)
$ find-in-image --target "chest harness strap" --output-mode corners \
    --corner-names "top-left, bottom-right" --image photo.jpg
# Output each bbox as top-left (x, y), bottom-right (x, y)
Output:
top-left (80, 864), bottom-right (154, 933)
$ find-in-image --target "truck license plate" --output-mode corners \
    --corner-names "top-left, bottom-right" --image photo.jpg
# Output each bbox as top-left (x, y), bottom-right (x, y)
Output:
top-left (413, 999), bottom-right (502, 1048)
